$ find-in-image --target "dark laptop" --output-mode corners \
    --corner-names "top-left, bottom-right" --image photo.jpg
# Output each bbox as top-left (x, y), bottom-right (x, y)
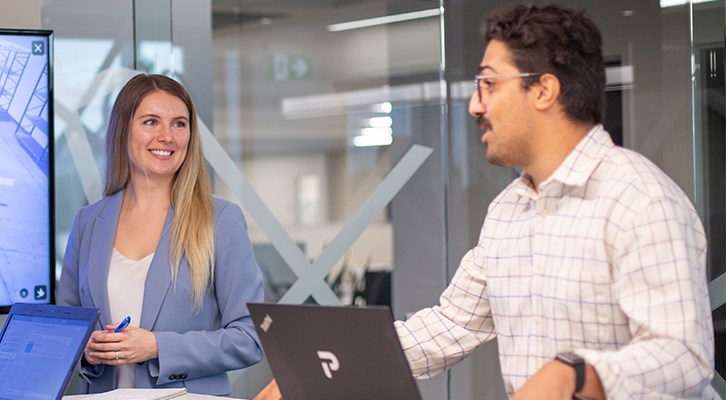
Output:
top-left (248, 303), bottom-right (421, 400)
top-left (0, 303), bottom-right (99, 400)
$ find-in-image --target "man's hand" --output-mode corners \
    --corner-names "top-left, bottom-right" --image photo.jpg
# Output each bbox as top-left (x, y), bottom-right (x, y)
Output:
top-left (253, 379), bottom-right (282, 400)
top-left (510, 359), bottom-right (605, 400)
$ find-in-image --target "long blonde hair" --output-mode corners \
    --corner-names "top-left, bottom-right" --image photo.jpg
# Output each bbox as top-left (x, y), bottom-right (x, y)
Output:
top-left (104, 74), bottom-right (215, 311)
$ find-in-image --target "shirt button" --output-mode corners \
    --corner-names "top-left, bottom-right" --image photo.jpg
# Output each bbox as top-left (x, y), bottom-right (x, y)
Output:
top-left (541, 209), bottom-right (549, 218)
top-left (535, 262), bottom-right (542, 271)
top-left (533, 316), bottom-right (540, 324)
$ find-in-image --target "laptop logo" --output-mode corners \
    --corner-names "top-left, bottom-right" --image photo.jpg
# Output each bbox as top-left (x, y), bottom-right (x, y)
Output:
top-left (260, 314), bottom-right (273, 333)
top-left (317, 351), bottom-right (339, 379)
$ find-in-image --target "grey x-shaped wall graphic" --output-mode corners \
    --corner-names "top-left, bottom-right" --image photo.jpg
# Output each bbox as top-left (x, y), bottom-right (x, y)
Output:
top-left (56, 65), bottom-right (433, 305)
top-left (198, 121), bottom-right (433, 304)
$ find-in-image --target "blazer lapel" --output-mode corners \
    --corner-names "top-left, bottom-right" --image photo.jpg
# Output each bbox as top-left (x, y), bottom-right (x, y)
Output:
top-left (139, 204), bottom-right (174, 331)
top-left (86, 190), bottom-right (124, 328)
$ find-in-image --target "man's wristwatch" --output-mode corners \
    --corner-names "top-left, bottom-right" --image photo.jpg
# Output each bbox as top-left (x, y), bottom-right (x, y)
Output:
top-left (556, 352), bottom-right (585, 396)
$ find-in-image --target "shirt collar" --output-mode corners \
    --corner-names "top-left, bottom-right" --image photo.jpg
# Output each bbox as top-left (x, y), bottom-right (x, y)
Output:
top-left (512, 124), bottom-right (614, 197)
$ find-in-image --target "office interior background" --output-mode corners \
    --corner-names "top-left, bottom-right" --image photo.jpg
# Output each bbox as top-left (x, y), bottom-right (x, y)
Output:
top-left (0, 0), bottom-right (724, 398)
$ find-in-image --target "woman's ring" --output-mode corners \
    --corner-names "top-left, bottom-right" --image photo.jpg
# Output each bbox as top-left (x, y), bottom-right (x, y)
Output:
top-left (115, 350), bottom-right (119, 360)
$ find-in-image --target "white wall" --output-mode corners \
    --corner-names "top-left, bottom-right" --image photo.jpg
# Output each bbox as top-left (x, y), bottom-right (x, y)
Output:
top-left (213, 151), bottom-right (394, 273)
top-left (0, 0), bottom-right (40, 30)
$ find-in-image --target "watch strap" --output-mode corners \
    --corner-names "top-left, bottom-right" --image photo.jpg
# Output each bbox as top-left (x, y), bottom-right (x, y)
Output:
top-left (556, 352), bottom-right (585, 395)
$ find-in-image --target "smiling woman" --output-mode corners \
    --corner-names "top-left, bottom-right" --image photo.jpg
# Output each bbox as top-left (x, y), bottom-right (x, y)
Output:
top-left (127, 91), bottom-right (190, 184)
top-left (59, 74), bottom-right (265, 396)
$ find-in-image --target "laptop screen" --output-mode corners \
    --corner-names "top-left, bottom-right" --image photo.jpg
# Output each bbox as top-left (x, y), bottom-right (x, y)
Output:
top-left (0, 306), bottom-right (98, 400)
top-left (248, 303), bottom-right (421, 400)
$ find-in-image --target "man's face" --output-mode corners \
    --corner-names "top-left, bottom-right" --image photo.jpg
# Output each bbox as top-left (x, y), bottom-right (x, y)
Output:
top-left (469, 40), bottom-right (536, 169)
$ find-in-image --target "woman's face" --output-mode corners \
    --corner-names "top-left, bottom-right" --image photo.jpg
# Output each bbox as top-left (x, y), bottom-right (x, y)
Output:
top-left (128, 90), bottom-right (191, 184)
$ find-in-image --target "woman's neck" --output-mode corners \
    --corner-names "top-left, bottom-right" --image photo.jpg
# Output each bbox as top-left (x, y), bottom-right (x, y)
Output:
top-left (124, 177), bottom-right (173, 210)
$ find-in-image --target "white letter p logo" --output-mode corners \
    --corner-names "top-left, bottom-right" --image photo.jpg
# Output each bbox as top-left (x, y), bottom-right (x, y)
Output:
top-left (317, 351), bottom-right (339, 379)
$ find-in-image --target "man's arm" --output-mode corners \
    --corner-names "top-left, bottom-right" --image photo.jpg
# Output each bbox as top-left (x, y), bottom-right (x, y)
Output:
top-left (395, 241), bottom-right (497, 379)
top-left (516, 196), bottom-right (717, 400)
top-left (588, 197), bottom-right (715, 399)
top-left (510, 359), bottom-right (604, 400)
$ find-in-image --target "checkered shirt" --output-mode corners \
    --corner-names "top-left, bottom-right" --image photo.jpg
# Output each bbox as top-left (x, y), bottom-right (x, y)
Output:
top-left (395, 125), bottom-right (719, 399)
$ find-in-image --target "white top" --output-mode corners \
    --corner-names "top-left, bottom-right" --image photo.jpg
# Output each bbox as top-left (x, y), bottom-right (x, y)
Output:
top-left (108, 248), bottom-right (154, 388)
top-left (396, 125), bottom-right (719, 399)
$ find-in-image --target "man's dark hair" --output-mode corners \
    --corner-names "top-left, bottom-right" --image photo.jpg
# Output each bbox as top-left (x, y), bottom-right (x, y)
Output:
top-left (482, 4), bottom-right (605, 125)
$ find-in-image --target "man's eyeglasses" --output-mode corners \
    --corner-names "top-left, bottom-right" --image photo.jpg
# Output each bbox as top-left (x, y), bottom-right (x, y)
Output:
top-left (474, 73), bottom-right (541, 102)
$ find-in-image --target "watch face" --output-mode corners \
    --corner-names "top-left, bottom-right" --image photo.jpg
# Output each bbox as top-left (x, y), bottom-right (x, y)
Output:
top-left (557, 351), bottom-right (584, 365)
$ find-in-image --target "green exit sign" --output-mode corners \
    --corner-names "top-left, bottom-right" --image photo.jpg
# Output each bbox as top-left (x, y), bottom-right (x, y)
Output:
top-left (269, 53), bottom-right (313, 81)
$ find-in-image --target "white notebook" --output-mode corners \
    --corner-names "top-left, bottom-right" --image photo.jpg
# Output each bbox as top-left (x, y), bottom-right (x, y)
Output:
top-left (63, 388), bottom-right (187, 400)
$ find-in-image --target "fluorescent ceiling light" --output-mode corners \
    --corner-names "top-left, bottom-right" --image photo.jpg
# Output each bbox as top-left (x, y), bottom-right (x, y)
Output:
top-left (327, 8), bottom-right (442, 32)
top-left (605, 66), bottom-right (633, 86)
top-left (660, 0), bottom-right (717, 7)
top-left (376, 102), bottom-right (392, 113)
top-left (359, 127), bottom-right (392, 136)
top-left (366, 117), bottom-right (393, 128)
top-left (353, 135), bottom-right (393, 147)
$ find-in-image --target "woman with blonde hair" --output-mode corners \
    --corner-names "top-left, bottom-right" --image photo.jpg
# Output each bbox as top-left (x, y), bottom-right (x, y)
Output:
top-left (61, 74), bottom-right (263, 396)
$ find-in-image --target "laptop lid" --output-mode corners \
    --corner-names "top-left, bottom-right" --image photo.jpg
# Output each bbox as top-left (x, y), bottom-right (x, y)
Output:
top-left (248, 303), bottom-right (421, 400)
top-left (0, 303), bottom-right (99, 400)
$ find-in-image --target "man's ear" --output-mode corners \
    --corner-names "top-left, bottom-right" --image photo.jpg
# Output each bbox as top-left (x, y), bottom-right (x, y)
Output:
top-left (532, 73), bottom-right (560, 111)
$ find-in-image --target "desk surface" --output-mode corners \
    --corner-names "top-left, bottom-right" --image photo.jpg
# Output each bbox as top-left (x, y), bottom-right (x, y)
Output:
top-left (63, 394), bottom-right (243, 400)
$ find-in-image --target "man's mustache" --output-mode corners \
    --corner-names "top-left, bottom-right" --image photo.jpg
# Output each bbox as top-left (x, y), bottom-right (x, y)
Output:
top-left (477, 115), bottom-right (492, 132)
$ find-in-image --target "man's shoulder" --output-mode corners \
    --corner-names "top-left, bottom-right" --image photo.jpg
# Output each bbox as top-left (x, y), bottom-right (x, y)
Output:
top-left (598, 145), bottom-right (691, 206)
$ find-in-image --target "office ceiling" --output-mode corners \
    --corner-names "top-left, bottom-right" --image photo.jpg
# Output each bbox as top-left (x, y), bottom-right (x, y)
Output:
top-left (211, 0), bottom-right (439, 29)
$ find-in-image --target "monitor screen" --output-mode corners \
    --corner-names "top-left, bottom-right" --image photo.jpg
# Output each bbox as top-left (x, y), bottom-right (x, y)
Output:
top-left (0, 30), bottom-right (54, 312)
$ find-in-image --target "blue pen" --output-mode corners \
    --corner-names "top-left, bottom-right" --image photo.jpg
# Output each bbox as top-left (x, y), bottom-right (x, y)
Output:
top-left (111, 316), bottom-right (131, 333)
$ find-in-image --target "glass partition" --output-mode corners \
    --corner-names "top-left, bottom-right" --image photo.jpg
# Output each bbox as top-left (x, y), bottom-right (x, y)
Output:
top-left (43, 0), bottom-right (135, 286)
top-left (445, 1), bottom-right (725, 398)
top-left (210, 1), bottom-right (447, 397)
top-left (691, 0), bottom-right (726, 394)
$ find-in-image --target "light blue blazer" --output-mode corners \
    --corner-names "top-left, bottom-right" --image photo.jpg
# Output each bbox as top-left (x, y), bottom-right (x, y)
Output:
top-left (60, 189), bottom-right (264, 396)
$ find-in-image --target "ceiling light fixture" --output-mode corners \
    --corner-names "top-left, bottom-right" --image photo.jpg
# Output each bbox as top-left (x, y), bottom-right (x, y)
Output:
top-left (375, 102), bottom-right (392, 113)
top-left (327, 8), bottom-right (442, 32)
top-left (353, 135), bottom-right (393, 147)
top-left (660, 0), bottom-right (717, 7)
top-left (366, 117), bottom-right (393, 128)
top-left (359, 127), bottom-right (392, 136)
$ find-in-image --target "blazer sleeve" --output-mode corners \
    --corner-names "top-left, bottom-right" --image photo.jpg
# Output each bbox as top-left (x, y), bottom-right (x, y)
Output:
top-left (60, 209), bottom-right (84, 308)
top-left (60, 207), bottom-right (107, 379)
top-left (153, 202), bottom-right (264, 384)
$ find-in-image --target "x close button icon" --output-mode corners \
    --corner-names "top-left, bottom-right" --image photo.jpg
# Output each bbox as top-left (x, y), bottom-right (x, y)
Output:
top-left (32, 41), bottom-right (45, 55)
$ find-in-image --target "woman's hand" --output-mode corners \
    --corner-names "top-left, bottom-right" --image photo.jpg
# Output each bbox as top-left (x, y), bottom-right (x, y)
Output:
top-left (84, 325), bottom-right (158, 365)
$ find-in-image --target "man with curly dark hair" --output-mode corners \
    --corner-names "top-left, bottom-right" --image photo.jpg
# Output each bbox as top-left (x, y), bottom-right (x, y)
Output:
top-left (254, 4), bottom-right (719, 400)
top-left (395, 4), bottom-right (719, 400)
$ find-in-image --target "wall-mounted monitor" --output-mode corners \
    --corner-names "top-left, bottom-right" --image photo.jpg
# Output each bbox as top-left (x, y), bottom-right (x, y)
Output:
top-left (0, 29), bottom-right (54, 313)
